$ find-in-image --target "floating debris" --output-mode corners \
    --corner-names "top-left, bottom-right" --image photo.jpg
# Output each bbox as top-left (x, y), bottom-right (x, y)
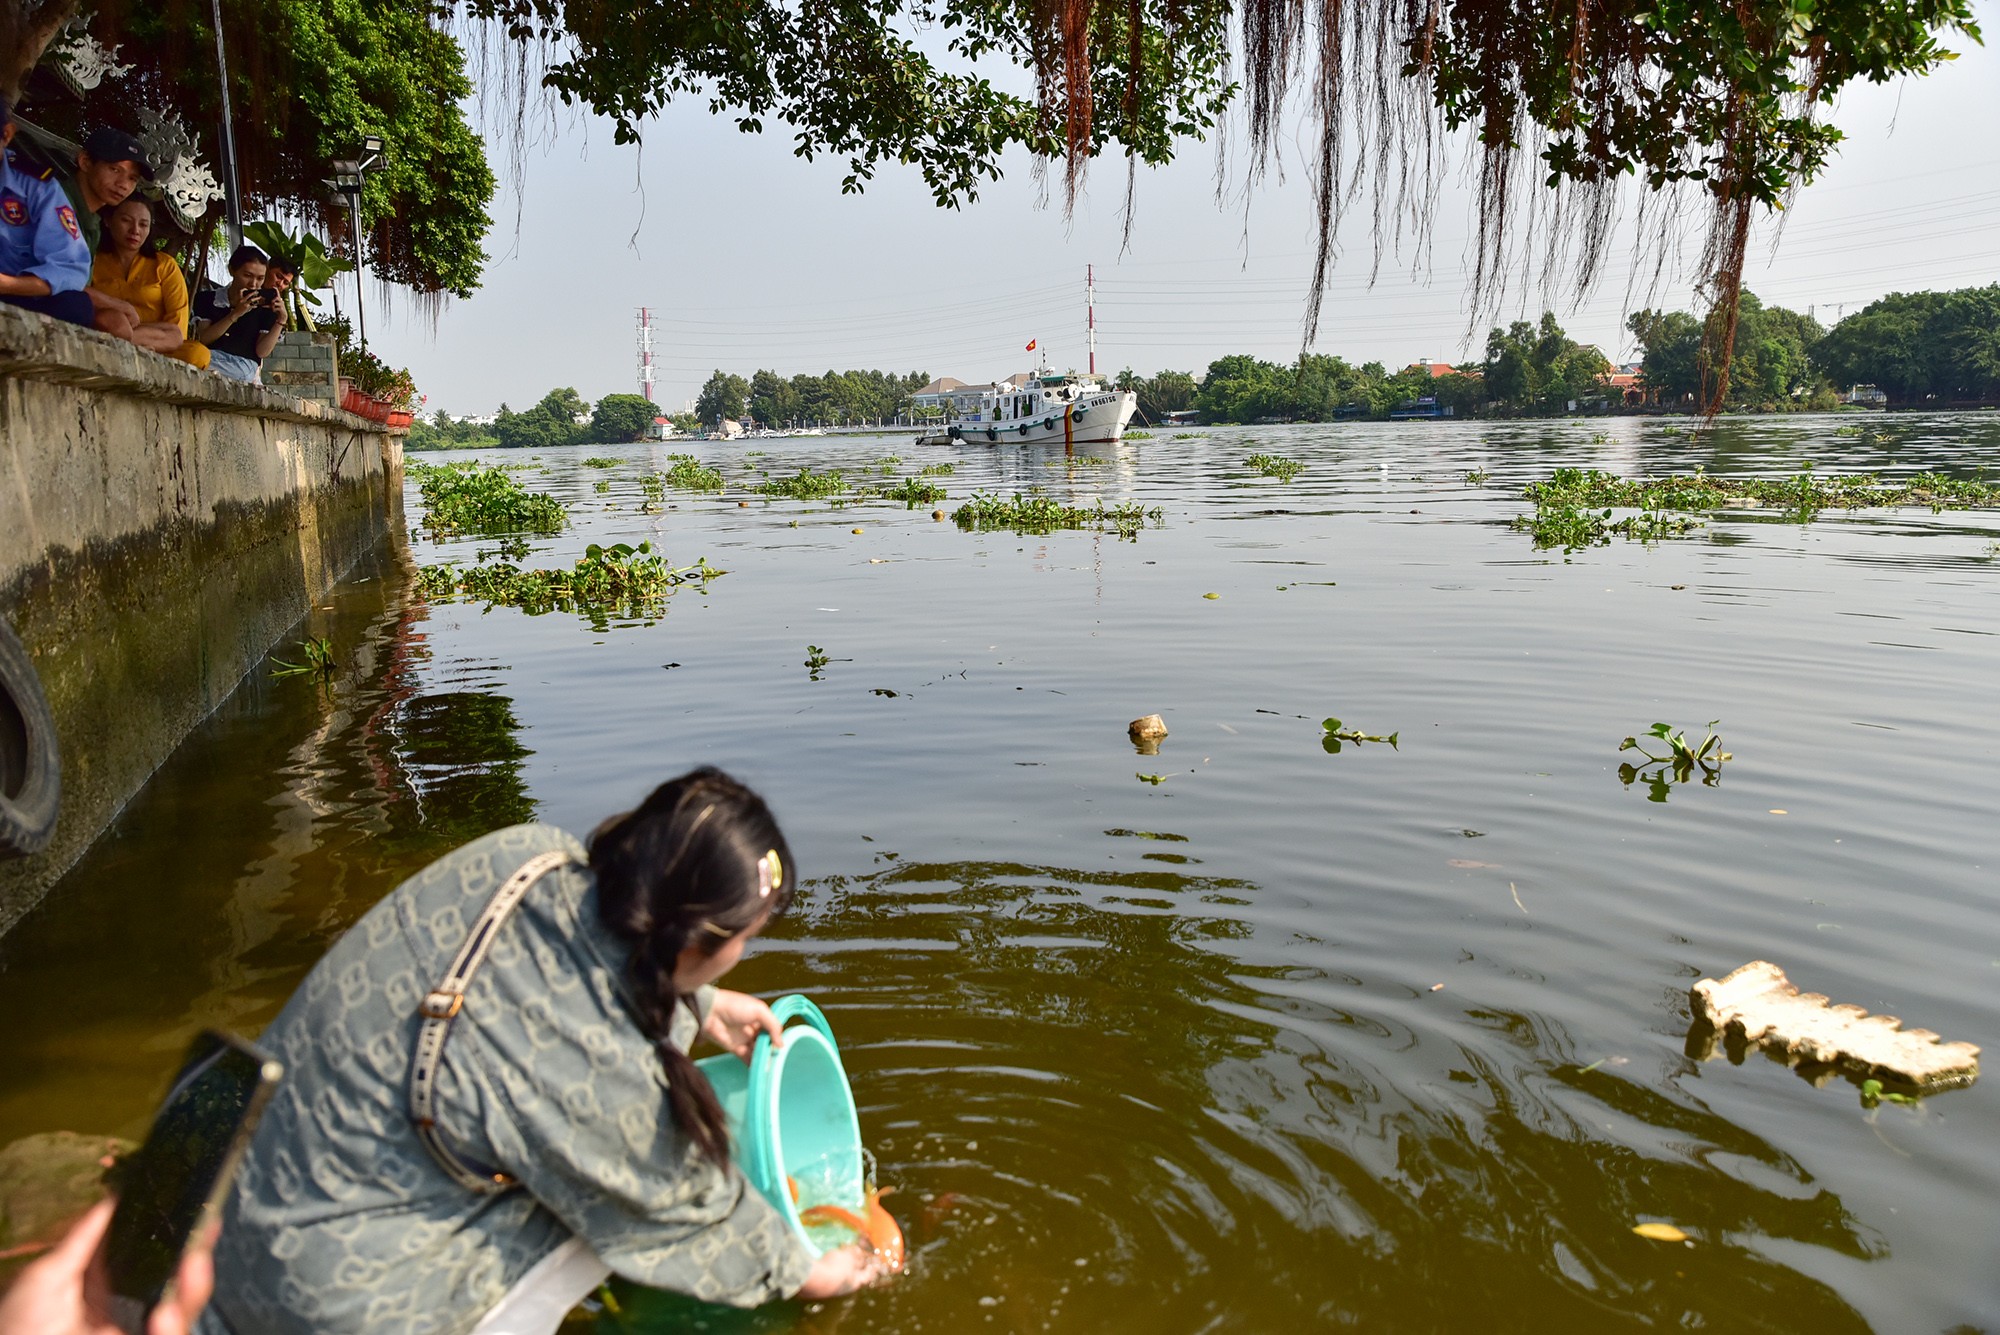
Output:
top-left (1321, 718), bottom-right (1398, 752)
top-left (1631, 1223), bottom-right (1689, 1243)
top-left (1688, 960), bottom-right (1980, 1090)
top-left (1129, 714), bottom-right (1168, 756)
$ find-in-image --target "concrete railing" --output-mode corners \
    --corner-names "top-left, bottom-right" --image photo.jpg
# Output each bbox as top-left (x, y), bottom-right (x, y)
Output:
top-left (0, 302), bottom-right (403, 932)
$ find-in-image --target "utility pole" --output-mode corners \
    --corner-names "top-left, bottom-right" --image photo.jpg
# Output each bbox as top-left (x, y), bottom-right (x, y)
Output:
top-left (210, 0), bottom-right (243, 248)
top-left (1086, 263), bottom-right (1096, 377)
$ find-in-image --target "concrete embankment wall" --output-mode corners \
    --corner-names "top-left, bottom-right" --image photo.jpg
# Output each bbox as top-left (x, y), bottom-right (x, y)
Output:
top-left (0, 304), bottom-right (402, 933)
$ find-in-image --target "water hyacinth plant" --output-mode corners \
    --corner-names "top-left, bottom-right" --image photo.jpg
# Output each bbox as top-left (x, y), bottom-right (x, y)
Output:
top-left (661, 455), bottom-right (725, 491)
top-left (951, 490), bottom-right (1162, 538)
top-left (1617, 721), bottom-right (1732, 800)
top-left (410, 462), bottom-right (566, 537)
top-left (757, 468), bottom-right (849, 499)
top-left (1246, 453), bottom-right (1305, 481)
top-left (882, 476), bottom-right (946, 507)
top-left (418, 542), bottom-right (723, 627)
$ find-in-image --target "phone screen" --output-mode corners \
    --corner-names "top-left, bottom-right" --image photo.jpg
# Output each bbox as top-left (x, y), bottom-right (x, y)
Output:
top-left (103, 1032), bottom-right (282, 1317)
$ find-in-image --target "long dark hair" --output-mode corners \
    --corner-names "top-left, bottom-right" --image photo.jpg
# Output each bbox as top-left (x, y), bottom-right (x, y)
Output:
top-left (590, 767), bottom-right (794, 1165)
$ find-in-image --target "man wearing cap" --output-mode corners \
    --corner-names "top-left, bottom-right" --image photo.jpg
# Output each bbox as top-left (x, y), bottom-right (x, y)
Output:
top-left (63, 125), bottom-right (156, 336)
top-left (0, 99), bottom-right (94, 328)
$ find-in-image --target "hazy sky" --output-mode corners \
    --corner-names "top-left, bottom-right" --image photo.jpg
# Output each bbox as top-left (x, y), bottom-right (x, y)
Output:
top-left (364, 12), bottom-right (2000, 417)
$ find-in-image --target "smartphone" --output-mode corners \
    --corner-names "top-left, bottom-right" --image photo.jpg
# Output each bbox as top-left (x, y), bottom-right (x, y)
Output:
top-left (101, 1030), bottom-right (284, 1331)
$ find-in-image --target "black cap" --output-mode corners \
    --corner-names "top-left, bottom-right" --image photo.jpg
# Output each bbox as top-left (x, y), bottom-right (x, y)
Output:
top-left (81, 126), bottom-right (154, 180)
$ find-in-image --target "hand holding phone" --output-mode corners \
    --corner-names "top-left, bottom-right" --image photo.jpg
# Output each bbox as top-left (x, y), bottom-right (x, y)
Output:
top-left (0, 1198), bottom-right (211, 1335)
top-left (95, 1031), bottom-right (282, 1335)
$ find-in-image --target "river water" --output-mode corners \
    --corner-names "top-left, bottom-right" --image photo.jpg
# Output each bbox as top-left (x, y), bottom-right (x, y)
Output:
top-left (2, 415), bottom-right (1997, 1331)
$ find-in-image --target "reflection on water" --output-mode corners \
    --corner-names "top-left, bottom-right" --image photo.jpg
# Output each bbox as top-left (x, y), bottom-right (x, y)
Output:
top-left (4, 415), bottom-right (1999, 1330)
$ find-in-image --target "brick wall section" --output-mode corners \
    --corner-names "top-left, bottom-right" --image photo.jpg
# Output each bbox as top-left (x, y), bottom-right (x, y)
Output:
top-left (261, 329), bottom-right (339, 405)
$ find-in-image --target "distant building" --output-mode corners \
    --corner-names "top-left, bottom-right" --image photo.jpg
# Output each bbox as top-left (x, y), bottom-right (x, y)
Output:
top-left (1607, 362), bottom-right (1647, 406)
top-left (1406, 361), bottom-right (1465, 378)
top-left (1846, 384), bottom-right (1888, 406)
top-left (911, 377), bottom-right (967, 411)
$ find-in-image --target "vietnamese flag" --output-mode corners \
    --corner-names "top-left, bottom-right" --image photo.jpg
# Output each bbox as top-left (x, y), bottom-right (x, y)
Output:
top-left (1025, 339), bottom-right (1036, 352)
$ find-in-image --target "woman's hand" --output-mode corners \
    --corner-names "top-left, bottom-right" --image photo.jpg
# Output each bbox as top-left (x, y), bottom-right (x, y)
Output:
top-left (795, 1243), bottom-right (888, 1300)
top-left (226, 285), bottom-right (254, 316)
top-left (699, 989), bottom-right (784, 1063)
top-left (0, 1198), bottom-right (213, 1335)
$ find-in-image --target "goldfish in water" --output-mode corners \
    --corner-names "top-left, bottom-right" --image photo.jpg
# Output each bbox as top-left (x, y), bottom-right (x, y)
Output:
top-left (799, 1187), bottom-right (904, 1272)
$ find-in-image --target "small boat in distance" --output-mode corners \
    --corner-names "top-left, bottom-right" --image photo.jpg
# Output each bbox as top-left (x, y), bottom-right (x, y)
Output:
top-left (920, 365), bottom-right (1138, 447)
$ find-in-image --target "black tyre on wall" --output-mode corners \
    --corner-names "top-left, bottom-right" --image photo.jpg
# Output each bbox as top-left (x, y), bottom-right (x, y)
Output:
top-left (0, 614), bottom-right (59, 858)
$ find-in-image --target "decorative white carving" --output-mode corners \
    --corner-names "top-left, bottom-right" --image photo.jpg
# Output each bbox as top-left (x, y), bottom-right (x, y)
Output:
top-left (51, 23), bottom-right (133, 95)
top-left (137, 108), bottom-right (229, 233)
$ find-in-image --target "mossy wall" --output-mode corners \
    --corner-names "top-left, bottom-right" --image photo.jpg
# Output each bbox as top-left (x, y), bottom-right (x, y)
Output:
top-left (0, 304), bottom-right (402, 933)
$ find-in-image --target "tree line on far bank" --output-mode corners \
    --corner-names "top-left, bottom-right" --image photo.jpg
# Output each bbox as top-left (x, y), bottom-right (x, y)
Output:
top-left (1170, 282), bottom-right (2000, 425)
top-left (410, 281), bottom-right (1998, 447)
top-left (408, 388), bottom-right (669, 451)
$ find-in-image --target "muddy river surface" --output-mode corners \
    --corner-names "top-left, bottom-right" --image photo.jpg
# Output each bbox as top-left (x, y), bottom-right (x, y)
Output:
top-left (4, 416), bottom-right (1998, 1331)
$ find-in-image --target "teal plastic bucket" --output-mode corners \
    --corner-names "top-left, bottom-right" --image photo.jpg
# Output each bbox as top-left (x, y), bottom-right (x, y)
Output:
top-left (696, 995), bottom-right (862, 1252)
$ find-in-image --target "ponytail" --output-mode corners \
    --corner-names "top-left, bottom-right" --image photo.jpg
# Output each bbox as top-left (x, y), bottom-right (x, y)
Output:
top-left (590, 768), bottom-right (795, 1165)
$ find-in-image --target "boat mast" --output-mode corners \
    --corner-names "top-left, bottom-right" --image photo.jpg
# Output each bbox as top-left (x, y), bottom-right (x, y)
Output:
top-left (1086, 264), bottom-right (1096, 378)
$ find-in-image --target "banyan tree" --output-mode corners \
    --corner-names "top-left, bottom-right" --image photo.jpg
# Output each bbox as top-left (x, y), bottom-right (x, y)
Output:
top-left (1, 0), bottom-right (1980, 399)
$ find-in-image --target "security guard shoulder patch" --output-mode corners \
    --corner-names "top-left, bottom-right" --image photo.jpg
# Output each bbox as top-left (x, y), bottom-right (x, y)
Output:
top-left (0, 196), bottom-right (27, 226)
top-left (56, 204), bottom-right (79, 238)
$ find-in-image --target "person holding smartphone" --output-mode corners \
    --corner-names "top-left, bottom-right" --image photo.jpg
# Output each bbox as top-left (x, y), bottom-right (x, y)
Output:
top-left (0, 1198), bottom-right (212, 1335)
top-left (194, 768), bottom-right (889, 1335)
top-left (191, 246), bottom-right (285, 383)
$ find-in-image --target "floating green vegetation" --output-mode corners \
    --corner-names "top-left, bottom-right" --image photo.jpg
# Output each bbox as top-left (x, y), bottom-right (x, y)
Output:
top-left (1135, 772), bottom-right (1169, 785)
top-left (882, 476), bottom-right (947, 507)
top-left (661, 455), bottom-right (725, 492)
top-left (593, 479), bottom-right (611, 493)
top-left (1834, 424), bottom-right (1863, 436)
top-left (1860, 1078), bottom-right (1919, 1107)
top-left (874, 455), bottom-right (903, 472)
top-left (1321, 717), bottom-right (1398, 753)
top-left (757, 467), bottom-right (849, 499)
top-left (1662, 424), bottom-right (1685, 436)
top-left (418, 542), bottom-right (723, 625)
top-left (951, 490), bottom-right (1163, 538)
top-left (1590, 431), bottom-right (1612, 444)
top-left (1618, 721), bottom-right (1731, 800)
top-left (919, 462), bottom-right (956, 476)
top-left (410, 462), bottom-right (566, 536)
top-left (1523, 465), bottom-right (2000, 519)
top-left (1464, 467), bottom-right (1491, 486)
top-left (1513, 504), bottom-right (1704, 552)
top-left (1246, 453), bottom-right (1305, 481)
top-left (804, 644), bottom-right (830, 679)
top-left (1173, 430), bottom-right (1211, 439)
top-left (1045, 455), bottom-right (1109, 468)
top-left (270, 635), bottom-right (336, 679)
top-left (1125, 430), bottom-right (1154, 440)
top-left (581, 456), bottom-right (622, 468)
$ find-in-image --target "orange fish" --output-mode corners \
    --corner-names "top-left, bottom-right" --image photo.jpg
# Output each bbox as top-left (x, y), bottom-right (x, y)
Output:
top-left (800, 1187), bottom-right (904, 1272)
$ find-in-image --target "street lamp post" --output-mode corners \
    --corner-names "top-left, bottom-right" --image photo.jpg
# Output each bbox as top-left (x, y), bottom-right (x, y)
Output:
top-left (324, 135), bottom-right (385, 354)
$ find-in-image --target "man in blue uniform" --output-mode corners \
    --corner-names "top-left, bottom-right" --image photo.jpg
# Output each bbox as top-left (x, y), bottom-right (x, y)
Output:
top-left (0, 99), bottom-right (94, 328)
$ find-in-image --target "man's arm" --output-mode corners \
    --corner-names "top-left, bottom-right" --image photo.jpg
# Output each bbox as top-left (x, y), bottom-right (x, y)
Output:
top-left (0, 273), bottom-right (51, 297)
top-left (21, 193), bottom-right (90, 295)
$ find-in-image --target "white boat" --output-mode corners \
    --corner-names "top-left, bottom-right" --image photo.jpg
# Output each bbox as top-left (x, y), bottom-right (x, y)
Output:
top-left (930, 368), bottom-right (1138, 447)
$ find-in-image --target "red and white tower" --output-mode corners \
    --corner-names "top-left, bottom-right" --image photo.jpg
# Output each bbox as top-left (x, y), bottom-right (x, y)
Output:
top-left (635, 307), bottom-right (657, 401)
top-left (1086, 264), bottom-right (1096, 377)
